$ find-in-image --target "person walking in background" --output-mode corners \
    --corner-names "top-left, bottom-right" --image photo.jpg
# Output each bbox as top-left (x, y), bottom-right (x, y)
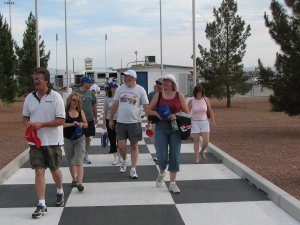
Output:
top-left (188, 84), bottom-right (216, 163)
top-left (145, 74), bottom-right (189, 194)
top-left (102, 81), bottom-right (121, 165)
top-left (89, 78), bottom-right (100, 95)
top-left (22, 67), bottom-right (65, 219)
top-left (74, 76), bottom-right (98, 164)
top-left (147, 78), bottom-right (163, 161)
top-left (109, 70), bottom-right (149, 179)
top-left (63, 93), bottom-right (88, 192)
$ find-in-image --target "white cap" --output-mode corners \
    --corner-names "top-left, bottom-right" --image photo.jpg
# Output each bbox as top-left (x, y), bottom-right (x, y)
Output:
top-left (163, 74), bottom-right (178, 89)
top-left (121, 70), bottom-right (137, 79)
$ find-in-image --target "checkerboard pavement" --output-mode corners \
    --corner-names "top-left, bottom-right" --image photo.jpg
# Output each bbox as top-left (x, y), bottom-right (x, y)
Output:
top-left (0, 95), bottom-right (299, 225)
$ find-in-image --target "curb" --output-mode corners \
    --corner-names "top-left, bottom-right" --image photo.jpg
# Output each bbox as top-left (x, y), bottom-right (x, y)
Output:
top-left (208, 142), bottom-right (300, 223)
top-left (0, 148), bottom-right (29, 185)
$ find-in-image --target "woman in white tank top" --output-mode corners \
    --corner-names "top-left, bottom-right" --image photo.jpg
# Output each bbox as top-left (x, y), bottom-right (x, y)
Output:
top-left (188, 84), bottom-right (216, 163)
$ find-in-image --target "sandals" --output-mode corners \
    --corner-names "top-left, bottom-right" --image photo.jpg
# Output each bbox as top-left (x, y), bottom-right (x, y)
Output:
top-left (200, 152), bottom-right (207, 160)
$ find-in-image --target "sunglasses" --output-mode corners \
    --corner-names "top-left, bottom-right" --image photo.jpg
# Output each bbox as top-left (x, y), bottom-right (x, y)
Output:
top-left (71, 99), bottom-right (78, 102)
top-left (156, 82), bottom-right (162, 85)
top-left (32, 77), bottom-right (45, 81)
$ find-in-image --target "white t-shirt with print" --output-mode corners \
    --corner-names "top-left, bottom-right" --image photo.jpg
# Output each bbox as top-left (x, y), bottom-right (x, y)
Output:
top-left (114, 84), bottom-right (149, 123)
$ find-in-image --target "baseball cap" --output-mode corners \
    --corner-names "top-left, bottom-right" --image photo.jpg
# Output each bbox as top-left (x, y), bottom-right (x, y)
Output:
top-left (121, 70), bottom-right (137, 79)
top-left (108, 82), bottom-right (119, 88)
top-left (25, 125), bottom-right (41, 148)
top-left (81, 76), bottom-right (92, 84)
top-left (155, 78), bottom-right (163, 84)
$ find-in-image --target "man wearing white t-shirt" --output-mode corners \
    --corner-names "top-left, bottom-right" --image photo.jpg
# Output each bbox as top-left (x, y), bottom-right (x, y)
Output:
top-left (109, 70), bottom-right (149, 178)
top-left (23, 67), bottom-right (65, 219)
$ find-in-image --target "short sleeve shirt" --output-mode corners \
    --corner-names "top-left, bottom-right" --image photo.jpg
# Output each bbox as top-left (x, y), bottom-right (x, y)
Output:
top-left (105, 97), bottom-right (118, 120)
top-left (74, 88), bottom-right (97, 121)
top-left (114, 84), bottom-right (149, 123)
top-left (22, 89), bottom-right (65, 146)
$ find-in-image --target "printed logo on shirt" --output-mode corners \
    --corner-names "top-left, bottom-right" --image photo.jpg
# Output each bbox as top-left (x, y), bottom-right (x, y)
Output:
top-left (120, 93), bottom-right (138, 105)
top-left (45, 100), bottom-right (53, 103)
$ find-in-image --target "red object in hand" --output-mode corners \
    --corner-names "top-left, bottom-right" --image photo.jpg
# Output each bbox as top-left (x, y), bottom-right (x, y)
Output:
top-left (25, 125), bottom-right (41, 148)
top-left (146, 129), bottom-right (154, 137)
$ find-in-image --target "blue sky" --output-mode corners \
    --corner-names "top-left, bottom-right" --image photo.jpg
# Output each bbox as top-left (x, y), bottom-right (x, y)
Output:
top-left (1, 0), bottom-right (282, 72)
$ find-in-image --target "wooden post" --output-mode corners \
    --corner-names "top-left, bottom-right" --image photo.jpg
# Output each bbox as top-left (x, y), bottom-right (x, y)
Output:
top-left (0, 99), bottom-right (3, 110)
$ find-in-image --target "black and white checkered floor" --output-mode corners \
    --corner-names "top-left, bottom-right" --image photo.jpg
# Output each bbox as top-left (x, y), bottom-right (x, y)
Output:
top-left (0, 95), bottom-right (299, 225)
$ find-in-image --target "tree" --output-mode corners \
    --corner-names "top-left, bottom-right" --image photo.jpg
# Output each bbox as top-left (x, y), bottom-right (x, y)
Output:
top-left (15, 12), bottom-right (50, 95)
top-left (0, 13), bottom-right (18, 102)
top-left (197, 0), bottom-right (251, 107)
top-left (260, 0), bottom-right (300, 115)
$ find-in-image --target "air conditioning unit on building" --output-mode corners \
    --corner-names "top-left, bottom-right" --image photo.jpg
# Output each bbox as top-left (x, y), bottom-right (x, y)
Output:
top-left (145, 56), bottom-right (156, 64)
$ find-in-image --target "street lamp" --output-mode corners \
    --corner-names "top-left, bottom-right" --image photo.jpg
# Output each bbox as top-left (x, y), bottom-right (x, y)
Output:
top-left (56, 34), bottom-right (58, 76)
top-left (64, 0), bottom-right (70, 91)
top-left (4, 0), bottom-right (14, 32)
top-left (134, 50), bottom-right (138, 65)
top-left (159, 0), bottom-right (163, 76)
top-left (35, 0), bottom-right (40, 67)
top-left (192, 0), bottom-right (196, 86)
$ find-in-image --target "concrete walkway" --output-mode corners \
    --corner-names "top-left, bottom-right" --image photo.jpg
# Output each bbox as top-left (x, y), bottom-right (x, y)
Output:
top-left (0, 95), bottom-right (299, 225)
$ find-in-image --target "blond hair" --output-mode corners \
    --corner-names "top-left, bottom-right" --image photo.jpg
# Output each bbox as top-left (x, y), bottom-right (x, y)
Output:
top-left (66, 92), bottom-right (82, 112)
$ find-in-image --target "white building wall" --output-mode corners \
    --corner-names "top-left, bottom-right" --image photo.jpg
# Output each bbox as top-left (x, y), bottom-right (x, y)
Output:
top-left (131, 65), bottom-right (191, 95)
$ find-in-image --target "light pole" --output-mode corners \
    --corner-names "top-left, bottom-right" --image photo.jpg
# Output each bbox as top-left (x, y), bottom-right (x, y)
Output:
top-left (64, 0), bottom-right (70, 91)
top-left (134, 50), bottom-right (138, 65)
top-left (4, 0), bottom-right (14, 32)
top-left (35, 0), bottom-right (40, 67)
top-left (105, 34), bottom-right (107, 75)
top-left (56, 34), bottom-right (58, 76)
top-left (192, 0), bottom-right (196, 86)
top-left (159, 0), bottom-right (163, 76)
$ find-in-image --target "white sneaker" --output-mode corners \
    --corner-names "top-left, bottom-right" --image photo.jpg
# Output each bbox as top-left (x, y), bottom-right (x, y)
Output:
top-left (112, 154), bottom-right (119, 165)
top-left (120, 160), bottom-right (127, 173)
top-left (83, 155), bottom-right (91, 164)
top-left (117, 152), bottom-right (122, 163)
top-left (169, 182), bottom-right (180, 194)
top-left (130, 168), bottom-right (138, 179)
top-left (156, 172), bottom-right (165, 188)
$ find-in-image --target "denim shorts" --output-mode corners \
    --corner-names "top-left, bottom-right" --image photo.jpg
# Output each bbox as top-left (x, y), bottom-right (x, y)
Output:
top-left (29, 145), bottom-right (62, 170)
top-left (116, 122), bottom-right (142, 143)
top-left (155, 122), bottom-right (182, 172)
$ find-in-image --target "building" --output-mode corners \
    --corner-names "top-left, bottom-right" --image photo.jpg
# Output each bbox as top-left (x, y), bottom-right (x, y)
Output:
top-left (117, 64), bottom-right (193, 95)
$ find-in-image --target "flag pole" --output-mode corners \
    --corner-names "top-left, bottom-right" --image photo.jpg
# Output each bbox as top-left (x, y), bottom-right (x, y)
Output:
top-left (105, 34), bottom-right (107, 76)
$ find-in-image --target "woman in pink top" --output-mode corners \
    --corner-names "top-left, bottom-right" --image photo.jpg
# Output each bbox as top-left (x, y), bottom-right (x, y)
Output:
top-left (188, 84), bottom-right (216, 163)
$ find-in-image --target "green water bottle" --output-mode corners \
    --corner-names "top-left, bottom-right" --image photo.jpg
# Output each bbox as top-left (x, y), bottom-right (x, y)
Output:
top-left (171, 119), bottom-right (179, 131)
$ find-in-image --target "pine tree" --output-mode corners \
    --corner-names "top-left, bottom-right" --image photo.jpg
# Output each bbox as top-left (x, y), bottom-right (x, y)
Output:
top-left (0, 13), bottom-right (18, 102)
top-left (15, 12), bottom-right (50, 95)
top-left (260, 0), bottom-right (300, 115)
top-left (197, 0), bottom-right (251, 107)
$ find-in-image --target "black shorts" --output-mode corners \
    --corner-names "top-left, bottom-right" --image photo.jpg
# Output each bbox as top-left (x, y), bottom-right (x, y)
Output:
top-left (83, 120), bottom-right (96, 137)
